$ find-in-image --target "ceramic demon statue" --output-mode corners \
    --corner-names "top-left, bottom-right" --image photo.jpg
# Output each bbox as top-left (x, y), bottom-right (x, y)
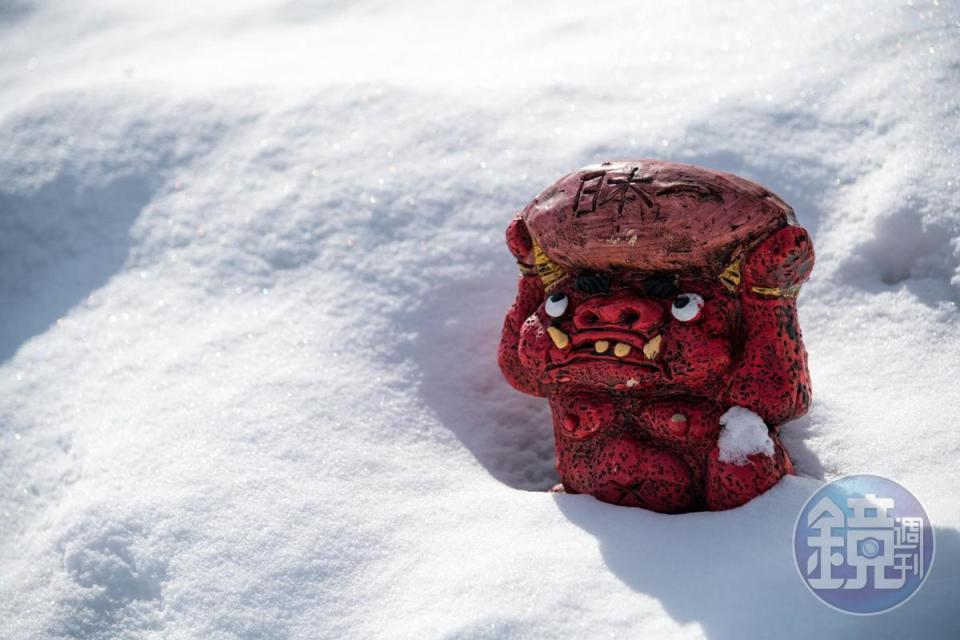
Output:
top-left (498, 160), bottom-right (814, 513)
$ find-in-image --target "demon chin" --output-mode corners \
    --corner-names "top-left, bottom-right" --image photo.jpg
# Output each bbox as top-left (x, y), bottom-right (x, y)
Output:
top-left (498, 160), bottom-right (814, 513)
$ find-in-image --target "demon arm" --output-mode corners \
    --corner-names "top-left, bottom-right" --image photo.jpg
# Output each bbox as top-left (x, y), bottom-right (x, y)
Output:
top-left (498, 217), bottom-right (547, 397)
top-left (723, 225), bottom-right (815, 427)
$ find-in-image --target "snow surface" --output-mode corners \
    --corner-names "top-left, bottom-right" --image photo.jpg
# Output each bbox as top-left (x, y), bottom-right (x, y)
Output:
top-left (1, 1), bottom-right (959, 638)
top-left (718, 407), bottom-right (774, 464)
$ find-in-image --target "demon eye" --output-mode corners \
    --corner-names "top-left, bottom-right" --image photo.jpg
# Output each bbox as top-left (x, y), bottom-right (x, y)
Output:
top-left (545, 292), bottom-right (569, 318)
top-left (671, 293), bottom-right (704, 322)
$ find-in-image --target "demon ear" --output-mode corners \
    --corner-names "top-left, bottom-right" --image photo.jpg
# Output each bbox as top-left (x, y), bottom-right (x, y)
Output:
top-left (505, 215), bottom-right (567, 289)
top-left (499, 216), bottom-right (549, 397)
top-left (741, 225), bottom-right (815, 299)
top-left (506, 216), bottom-right (534, 265)
top-left (719, 225), bottom-right (814, 299)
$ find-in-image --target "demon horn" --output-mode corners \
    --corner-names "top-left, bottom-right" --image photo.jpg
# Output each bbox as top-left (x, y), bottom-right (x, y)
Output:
top-left (718, 249), bottom-right (742, 293)
top-left (532, 239), bottom-right (566, 289)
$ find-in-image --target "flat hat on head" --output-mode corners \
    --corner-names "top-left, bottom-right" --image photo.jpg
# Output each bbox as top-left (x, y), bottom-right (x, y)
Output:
top-left (521, 160), bottom-right (797, 280)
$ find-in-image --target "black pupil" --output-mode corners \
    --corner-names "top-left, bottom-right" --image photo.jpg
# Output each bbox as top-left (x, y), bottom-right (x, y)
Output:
top-left (674, 295), bottom-right (690, 309)
top-left (549, 293), bottom-right (565, 302)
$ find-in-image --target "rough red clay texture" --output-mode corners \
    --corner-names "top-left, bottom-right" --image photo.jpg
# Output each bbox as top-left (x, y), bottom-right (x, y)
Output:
top-left (499, 160), bottom-right (814, 513)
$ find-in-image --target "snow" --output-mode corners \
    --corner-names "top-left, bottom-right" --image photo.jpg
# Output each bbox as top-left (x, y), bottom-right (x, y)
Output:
top-left (1, 1), bottom-right (959, 638)
top-left (718, 407), bottom-right (774, 464)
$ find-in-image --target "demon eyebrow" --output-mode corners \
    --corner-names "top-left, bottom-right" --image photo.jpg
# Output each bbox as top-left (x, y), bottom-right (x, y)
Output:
top-left (575, 271), bottom-right (612, 294)
top-left (642, 275), bottom-right (680, 298)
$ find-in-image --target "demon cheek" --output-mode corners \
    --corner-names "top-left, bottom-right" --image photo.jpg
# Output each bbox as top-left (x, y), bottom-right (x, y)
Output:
top-left (517, 314), bottom-right (552, 371)
top-left (665, 334), bottom-right (734, 390)
top-left (699, 304), bottom-right (737, 339)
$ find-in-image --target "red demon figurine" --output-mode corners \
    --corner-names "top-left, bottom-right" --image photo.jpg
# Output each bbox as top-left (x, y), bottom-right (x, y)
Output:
top-left (498, 161), bottom-right (814, 512)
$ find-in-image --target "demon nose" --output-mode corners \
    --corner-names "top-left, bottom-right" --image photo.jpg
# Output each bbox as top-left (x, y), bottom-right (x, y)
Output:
top-left (573, 294), bottom-right (664, 333)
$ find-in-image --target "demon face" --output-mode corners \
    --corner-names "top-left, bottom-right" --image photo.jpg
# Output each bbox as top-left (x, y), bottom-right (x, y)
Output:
top-left (498, 160), bottom-right (814, 512)
top-left (518, 272), bottom-right (737, 396)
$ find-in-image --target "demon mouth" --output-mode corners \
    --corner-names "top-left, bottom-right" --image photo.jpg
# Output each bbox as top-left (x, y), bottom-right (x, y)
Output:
top-left (546, 328), bottom-right (663, 365)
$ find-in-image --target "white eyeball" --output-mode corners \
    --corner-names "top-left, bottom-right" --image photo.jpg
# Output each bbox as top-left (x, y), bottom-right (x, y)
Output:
top-left (545, 293), bottom-right (569, 318)
top-left (671, 293), bottom-right (704, 322)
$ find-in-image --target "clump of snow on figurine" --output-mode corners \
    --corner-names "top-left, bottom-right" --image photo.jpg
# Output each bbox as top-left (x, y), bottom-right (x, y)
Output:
top-left (718, 406), bottom-right (775, 465)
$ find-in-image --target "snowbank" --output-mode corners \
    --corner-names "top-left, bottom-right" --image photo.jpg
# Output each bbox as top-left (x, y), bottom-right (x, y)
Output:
top-left (1, 1), bottom-right (958, 638)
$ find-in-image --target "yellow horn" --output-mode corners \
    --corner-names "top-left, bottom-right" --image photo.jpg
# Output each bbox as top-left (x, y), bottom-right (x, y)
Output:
top-left (718, 249), bottom-right (742, 293)
top-left (532, 239), bottom-right (566, 289)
